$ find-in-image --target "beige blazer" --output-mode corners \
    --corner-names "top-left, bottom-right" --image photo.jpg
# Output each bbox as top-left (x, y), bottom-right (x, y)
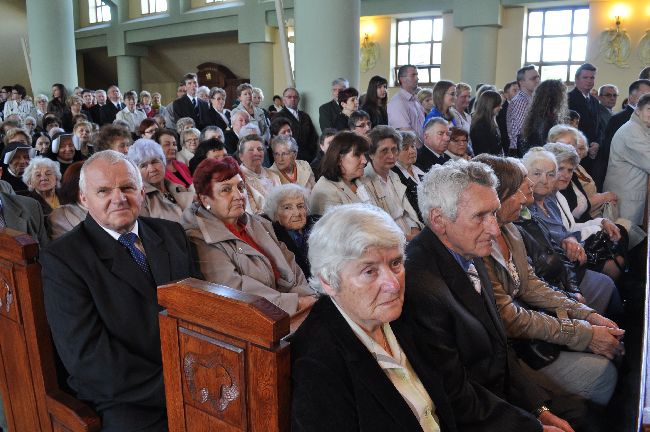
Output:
top-left (309, 176), bottom-right (368, 215)
top-left (482, 222), bottom-right (594, 351)
top-left (48, 203), bottom-right (87, 240)
top-left (269, 160), bottom-right (316, 190)
top-left (139, 183), bottom-right (184, 223)
top-left (181, 205), bottom-right (314, 314)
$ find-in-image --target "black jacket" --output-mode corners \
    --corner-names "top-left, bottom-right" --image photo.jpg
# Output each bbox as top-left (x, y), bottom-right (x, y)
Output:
top-left (271, 215), bottom-right (318, 279)
top-left (172, 95), bottom-right (211, 130)
top-left (291, 295), bottom-right (457, 432)
top-left (398, 227), bottom-right (546, 431)
top-left (415, 146), bottom-right (450, 173)
top-left (42, 215), bottom-right (200, 427)
top-left (273, 107), bottom-right (319, 162)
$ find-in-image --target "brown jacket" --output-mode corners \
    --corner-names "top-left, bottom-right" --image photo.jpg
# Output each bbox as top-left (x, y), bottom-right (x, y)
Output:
top-left (482, 222), bottom-right (594, 351)
top-left (139, 182), bottom-right (184, 223)
top-left (181, 204), bottom-right (314, 314)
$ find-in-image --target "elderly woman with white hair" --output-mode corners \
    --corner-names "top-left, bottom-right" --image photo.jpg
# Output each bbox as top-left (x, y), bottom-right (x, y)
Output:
top-left (127, 139), bottom-right (192, 222)
top-left (475, 154), bottom-right (621, 410)
top-left (291, 203), bottom-right (456, 432)
top-left (22, 156), bottom-right (62, 219)
top-left (522, 148), bottom-right (622, 314)
top-left (269, 135), bottom-right (315, 190)
top-left (263, 184), bottom-right (317, 278)
top-left (547, 125), bottom-right (618, 219)
top-left (176, 127), bottom-right (201, 165)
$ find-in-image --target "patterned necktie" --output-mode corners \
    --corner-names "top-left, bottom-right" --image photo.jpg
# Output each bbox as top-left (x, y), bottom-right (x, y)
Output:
top-left (466, 263), bottom-right (482, 294)
top-left (118, 232), bottom-right (150, 273)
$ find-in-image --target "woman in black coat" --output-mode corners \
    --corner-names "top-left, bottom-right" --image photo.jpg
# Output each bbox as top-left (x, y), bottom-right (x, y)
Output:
top-left (469, 90), bottom-right (503, 156)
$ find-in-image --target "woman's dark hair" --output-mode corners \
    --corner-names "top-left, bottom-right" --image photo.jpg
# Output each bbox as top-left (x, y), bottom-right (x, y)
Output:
top-left (270, 117), bottom-right (292, 136)
top-left (138, 118), bottom-right (158, 137)
top-left (567, 110), bottom-right (580, 123)
top-left (152, 128), bottom-right (179, 145)
top-left (449, 126), bottom-right (469, 141)
top-left (42, 116), bottom-right (60, 131)
top-left (365, 75), bottom-right (388, 109)
top-left (473, 153), bottom-right (524, 202)
top-left (320, 131), bottom-right (369, 181)
top-left (337, 87), bottom-right (359, 107)
top-left (471, 90), bottom-right (502, 132)
top-left (12, 84), bottom-right (27, 99)
top-left (193, 155), bottom-right (241, 197)
top-left (521, 79), bottom-right (568, 150)
top-left (51, 83), bottom-right (68, 103)
top-left (189, 138), bottom-right (226, 174)
top-left (58, 161), bottom-right (84, 205)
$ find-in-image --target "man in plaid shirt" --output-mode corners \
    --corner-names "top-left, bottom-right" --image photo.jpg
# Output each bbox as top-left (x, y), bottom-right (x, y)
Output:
top-left (506, 65), bottom-right (540, 155)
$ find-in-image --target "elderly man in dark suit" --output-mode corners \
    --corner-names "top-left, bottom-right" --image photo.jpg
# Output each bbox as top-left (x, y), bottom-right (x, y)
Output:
top-left (41, 150), bottom-right (199, 432)
top-left (172, 73), bottom-right (210, 130)
top-left (568, 64), bottom-right (605, 188)
top-left (99, 85), bottom-right (124, 125)
top-left (415, 117), bottom-right (451, 173)
top-left (398, 160), bottom-right (577, 432)
top-left (273, 87), bottom-right (319, 162)
top-left (318, 77), bottom-right (348, 131)
top-left (0, 179), bottom-right (48, 246)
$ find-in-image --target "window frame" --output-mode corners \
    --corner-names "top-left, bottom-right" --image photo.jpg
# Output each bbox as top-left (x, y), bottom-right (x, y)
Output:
top-left (88, 0), bottom-right (111, 24)
top-left (394, 16), bottom-right (443, 86)
top-left (524, 6), bottom-right (590, 83)
top-left (141, 0), bottom-right (168, 15)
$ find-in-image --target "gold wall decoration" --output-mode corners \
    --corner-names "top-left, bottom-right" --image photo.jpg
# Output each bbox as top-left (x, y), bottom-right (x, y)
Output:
top-left (600, 16), bottom-right (632, 68)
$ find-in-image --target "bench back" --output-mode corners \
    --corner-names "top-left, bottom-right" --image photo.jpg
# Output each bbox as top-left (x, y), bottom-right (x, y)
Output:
top-left (0, 228), bottom-right (100, 432)
top-left (158, 278), bottom-right (291, 431)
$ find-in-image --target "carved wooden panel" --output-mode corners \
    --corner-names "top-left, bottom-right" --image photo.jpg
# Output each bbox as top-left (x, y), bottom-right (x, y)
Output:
top-left (179, 325), bottom-right (247, 430)
top-left (0, 262), bottom-right (18, 323)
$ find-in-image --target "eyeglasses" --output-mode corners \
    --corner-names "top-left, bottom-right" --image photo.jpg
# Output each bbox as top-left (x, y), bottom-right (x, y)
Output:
top-left (602, 93), bottom-right (618, 98)
top-left (273, 151), bottom-right (295, 158)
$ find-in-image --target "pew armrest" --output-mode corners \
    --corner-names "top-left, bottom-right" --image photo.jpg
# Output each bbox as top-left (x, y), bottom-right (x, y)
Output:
top-left (46, 390), bottom-right (101, 432)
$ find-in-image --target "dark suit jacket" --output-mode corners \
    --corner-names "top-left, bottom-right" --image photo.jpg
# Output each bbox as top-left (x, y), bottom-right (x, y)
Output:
top-left (415, 146), bottom-right (450, 173)
top-left (568, 88), bottom-right (604, 183)
top-left (398, 228), bottom-right (545, 431)
top-left (89, 104), bottom-right (103, 124)
top-left (172, 95), bottom-right (210, 130)
top-left (99, 101), bottom-right (123, 125)
top-left (318, 99), bottom-right (341, 131)
top-left (205, 107), bottom-right (230, 132)
top-left (291, 295), bottom-right (457, 432)
top-left (42, 215), bottom-right (199, 427)
top-left (273, 107), bottom-right (319, 162)
top-left (0, 191), bottom-right (48, 247)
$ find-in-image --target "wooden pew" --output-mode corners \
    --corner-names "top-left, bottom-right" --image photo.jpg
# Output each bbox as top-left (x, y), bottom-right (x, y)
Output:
top-left (158, 278), bottom-right (294, 431)
top-left (0, 229), bottom-right (100, 432)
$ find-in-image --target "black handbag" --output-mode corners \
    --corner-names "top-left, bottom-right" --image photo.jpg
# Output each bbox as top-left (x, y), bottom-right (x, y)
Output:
top-left (583, 230), bottom-right (619, 269)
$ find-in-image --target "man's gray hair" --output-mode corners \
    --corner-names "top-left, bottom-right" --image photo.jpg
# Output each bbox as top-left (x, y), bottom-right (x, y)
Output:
top-left (417, 160), bottom-right (498, 225)
top-left (35, 94), bottom-right (49, 103)
top-left (332, 78), bottom-right (349, 88)
top-left (22, 156), bottom-right (61, 191)
top-left (270, 134), bottom-right (299, 154)
top-left (263, 184), bottom-right (310, 222)
top-left (239, 123), bottom-right (261, 138)
top-left (423, 116), bottom-right (448, 133)
top-left (230, 110), bottom-right (250, 122)
top-left (200, 125), bottom-right (224, 141)
top-left (197, 86), bottom-right (210, 97)
top-left (308, 203), bottom-right (405, 294)
top-left (598, 84), bottom-right (618, 96)
top-left (543, 142), bottom-right (579, 167)
top-left (79, 150), bottom-right (143, 194)
top-left (127, 138), bottom-right (166, 168)
top-left (522, 147), bottom-right (558, 172)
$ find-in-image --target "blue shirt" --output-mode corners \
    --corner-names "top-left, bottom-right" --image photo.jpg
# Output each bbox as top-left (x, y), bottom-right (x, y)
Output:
top-left (424, 107), bottom-right (458, 129)
top-left (528, 196), bottom-right (581, 243)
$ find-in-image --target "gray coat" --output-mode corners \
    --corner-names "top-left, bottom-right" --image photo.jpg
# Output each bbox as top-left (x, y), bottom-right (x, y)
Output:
top-left (603, 112), bottom-right (650, 225)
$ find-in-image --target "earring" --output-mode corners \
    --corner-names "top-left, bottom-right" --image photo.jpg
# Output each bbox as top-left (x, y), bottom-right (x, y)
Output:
top-left (205, 204), bottom-right (211, 210)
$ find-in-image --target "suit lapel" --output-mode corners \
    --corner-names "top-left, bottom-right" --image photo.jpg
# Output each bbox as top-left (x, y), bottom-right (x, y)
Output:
top-left (84, 216), bottom-right (157, 302)
top-left (424, 229), bottom-right (505, 343)
top-left (320, 298), bottom-right (425, 431)
top-left (139, 219), bottom-right (171, 286)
